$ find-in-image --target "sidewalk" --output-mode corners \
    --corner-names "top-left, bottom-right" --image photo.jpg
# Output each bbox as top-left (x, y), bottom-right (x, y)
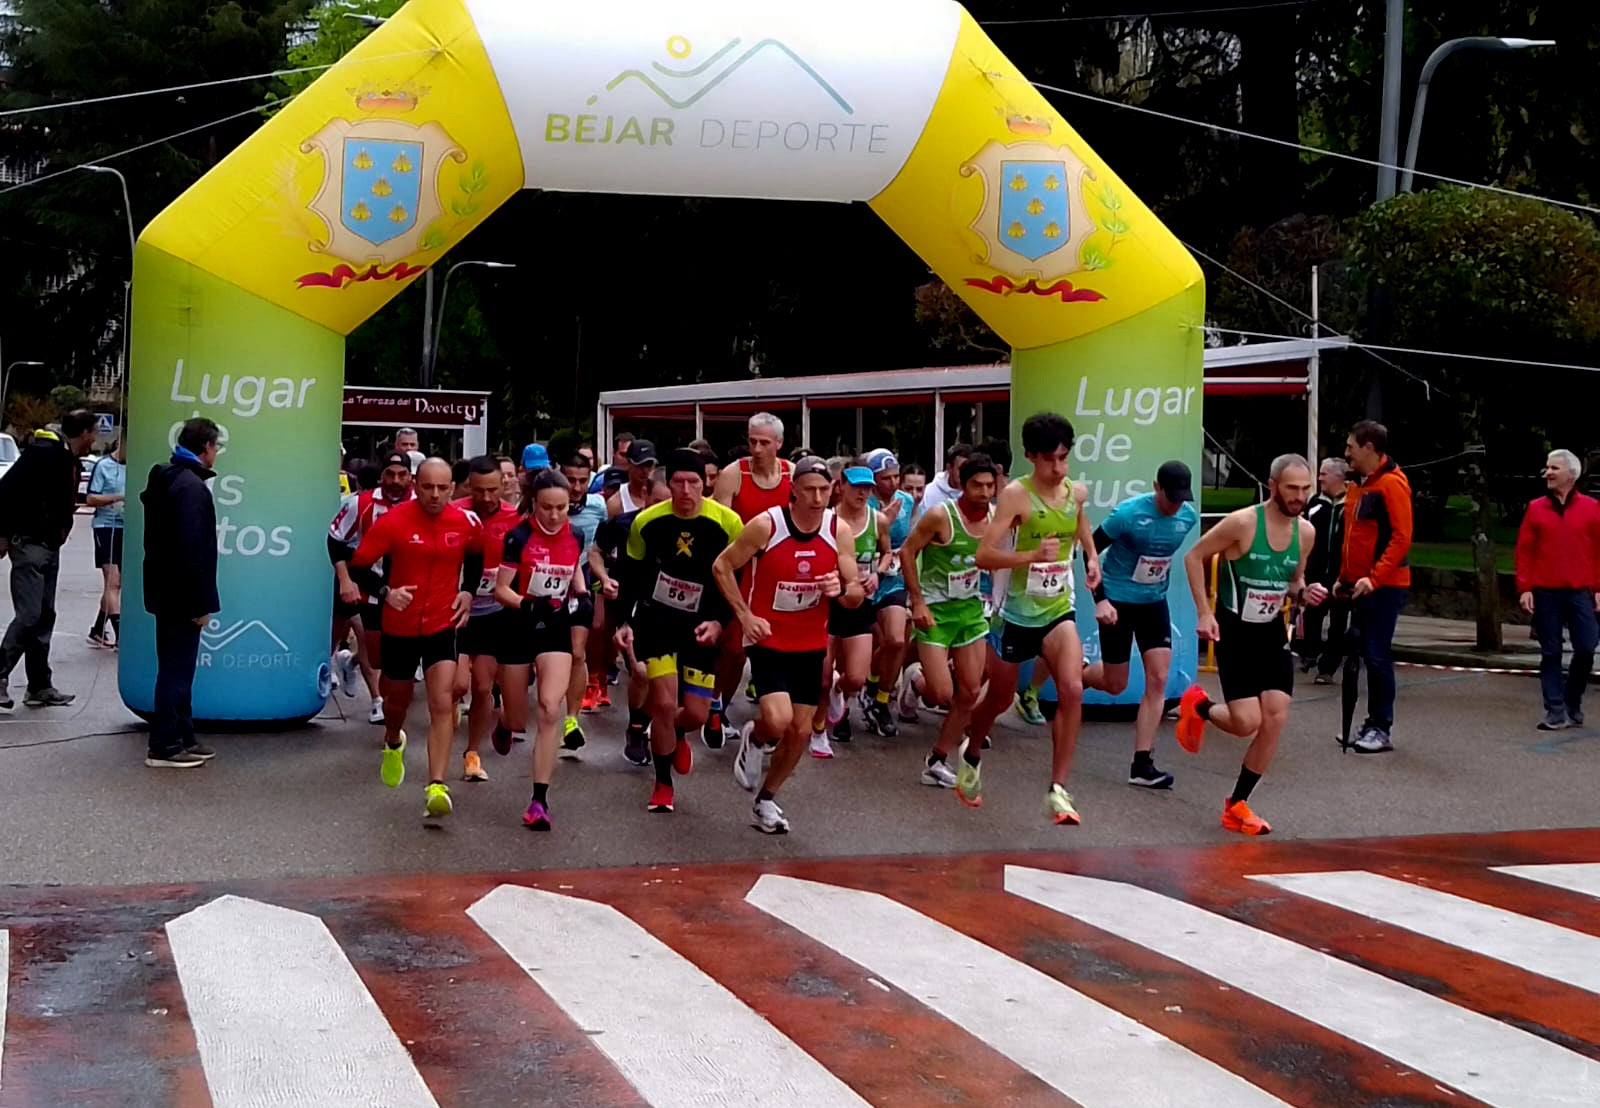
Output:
top-left (1393, 615), bottom-right (1593, 673)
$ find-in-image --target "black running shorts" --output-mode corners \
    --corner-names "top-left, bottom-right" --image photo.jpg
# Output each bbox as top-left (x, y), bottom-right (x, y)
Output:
top-left (1097, 599), bottom-right (1173, 665)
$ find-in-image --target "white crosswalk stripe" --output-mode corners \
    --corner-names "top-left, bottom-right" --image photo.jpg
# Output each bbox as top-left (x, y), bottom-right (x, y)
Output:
top-left (468, 883), bottom-right (870, 1108)
top-left (1252, 869), bottom-right (1600, 993)
top-left (745, 874), bottom-right (1291, 1108)
top-left (166, 895), bottom-right (439, 1108)
top-left (1493, 862), bottom-right (1600, 901)
top-left (1005, 865), bottom-right (1600, 1108)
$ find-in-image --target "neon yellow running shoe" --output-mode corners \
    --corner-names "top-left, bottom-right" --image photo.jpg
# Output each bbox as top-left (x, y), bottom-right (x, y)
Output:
top-left (424, 782), bottom-right (453, 819)
top-left (1015, 687), bottom-right (1046, 726)
top-left (380, 730), bottom-right (406, 789)
top-left (1046, 784), bottom-right (1081, 826)
top-left (955, 759), bottom-right (983, 808)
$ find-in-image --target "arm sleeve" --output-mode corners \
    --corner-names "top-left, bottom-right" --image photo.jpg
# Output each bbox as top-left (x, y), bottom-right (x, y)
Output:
top-left (348, 511), bottom-right (392, 596)
top-left (1092, 526), bottom-right (1113, 554)
top-left (1371, 477), bottom-right (1414, 586)
top-left (1514, 506), bottom-right (1536, 594)
top-left (461, 549), bottom-right (484, 593)
top-left (501, 525), bottom-right (527, 593)
top-left (328, 534), bottom-right (356, 566)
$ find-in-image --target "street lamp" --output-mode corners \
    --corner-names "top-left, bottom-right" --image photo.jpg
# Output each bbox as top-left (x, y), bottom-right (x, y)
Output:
top-left (338, 12), bottom-right (387, 27)
top-left (0, 361), bottom-right (45, 429)
top-left (425, 261), bottom-right (516, 388)
top-left (1400, 37), bottom-right (1556, 194)
top-left (81, 164), bottom-right (137, 433)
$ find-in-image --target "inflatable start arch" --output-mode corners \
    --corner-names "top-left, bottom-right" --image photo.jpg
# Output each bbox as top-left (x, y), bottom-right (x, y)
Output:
top-left (121, 0), bottom-right (1203, 722)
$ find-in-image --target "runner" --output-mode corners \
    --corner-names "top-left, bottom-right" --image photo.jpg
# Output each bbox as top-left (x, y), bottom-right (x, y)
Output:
top-left (329, 451), bottom-right (413, 724)
top-left (1083, 461), bottom-right (1200, 790)
top-left (497, 454), bottom-right (520, 511)
top-left (965, 413), bottom-right (1102, 825)
top-left (811, 462), bottom-right (888, 755)
top-left (450, 455), bottom-right (521, 783)
top-left (607, 439), bottom-right (658, 518)
top-left (615, 449), bottom-right (743, 812)
top-left (590, 477), bottom-right (670, 764)
top-left (902, 452), bottom-right (997, 788)
top-left (1176, 453), bottom-right (1325, 836)
top-left (713, 456), bottom-right (865, 833)
top-left (561, 452), bottom-right (608, 753)
top-left (350, 458), bottom-right (483, 821)
top-left (491, 468), bottom-right (588, 831)
top-left (861, 450), bottom-right (916, 735)
top-left (708, 412), bottom-right (794, 748)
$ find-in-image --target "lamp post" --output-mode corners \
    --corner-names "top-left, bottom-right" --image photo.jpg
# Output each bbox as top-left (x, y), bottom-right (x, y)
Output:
top-left (1399, 37), bottom-right (1556, 193)
top-left (426, 261), bottom-right (516, 388)
top-left (81, 165), bottom-right (137, 432)
top-left (1, 361), bottom-right (45, 429)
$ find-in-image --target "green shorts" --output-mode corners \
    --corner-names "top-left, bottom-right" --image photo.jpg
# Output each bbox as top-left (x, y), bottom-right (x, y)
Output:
top-left (913, 604), bottom-right (990, 651)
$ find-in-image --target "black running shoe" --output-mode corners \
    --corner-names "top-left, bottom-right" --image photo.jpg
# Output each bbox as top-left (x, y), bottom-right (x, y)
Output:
top-left (831, 714), bottom-right (852, 742)
top-left (864, 701), bottom-right (898, 737)
top-left (1128, 761), bottom-right (1174, 789)
top-left (623, 723), bottom-right (651, 766)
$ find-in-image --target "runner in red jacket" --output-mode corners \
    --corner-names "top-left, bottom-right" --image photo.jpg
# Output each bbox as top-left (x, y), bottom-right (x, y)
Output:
top-left (352, 458), bottom-right (483, 821)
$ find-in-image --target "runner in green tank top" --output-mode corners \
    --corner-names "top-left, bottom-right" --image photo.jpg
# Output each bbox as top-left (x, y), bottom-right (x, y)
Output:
top-left (1178, 453), bottom-right (1326, 838)
top-left (967, 414), bottom-right (1103, 826)
top-left (902, 454), bottom-right (1000, 789)
top-left (811, 463), bottom-right (890, 755)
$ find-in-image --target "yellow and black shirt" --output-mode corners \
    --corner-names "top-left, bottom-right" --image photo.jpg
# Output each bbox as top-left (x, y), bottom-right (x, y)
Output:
top-left (619, 497), bottom-right (743, 628)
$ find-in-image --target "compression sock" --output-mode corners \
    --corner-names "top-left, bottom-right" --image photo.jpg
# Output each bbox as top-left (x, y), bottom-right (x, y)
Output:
top-left (653, 752), bottom-right (673, 786)
top-left (532, 782), bottom-right (549, 804)
top-left (1197, 698), bottom-right (1215, 721)
top-left (1230, 768), bottom-right (1261, 805)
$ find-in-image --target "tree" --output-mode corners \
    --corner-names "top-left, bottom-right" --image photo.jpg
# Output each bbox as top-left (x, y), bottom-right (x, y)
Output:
top-left (48, 384), bottom-right (86, 413)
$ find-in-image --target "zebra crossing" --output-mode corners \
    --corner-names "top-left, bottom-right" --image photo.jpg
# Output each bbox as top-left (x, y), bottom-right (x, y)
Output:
top-left (2, 829), bottom-right (1599, 1107)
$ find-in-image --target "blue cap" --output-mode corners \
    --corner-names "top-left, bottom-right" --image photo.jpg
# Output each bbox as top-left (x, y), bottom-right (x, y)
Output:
top-left (866, 450), bottom-right (899, 474)
top-left (843, 466), bottom-right (875, 487)
top-left (522, 443), bottom-right (550, 470)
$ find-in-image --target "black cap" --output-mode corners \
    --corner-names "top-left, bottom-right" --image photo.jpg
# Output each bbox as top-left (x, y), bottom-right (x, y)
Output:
top-left (793, 456), bottom-right (831, 482)
top-left (665, 447), bottom-right (707, 483)
top-left (627, 439), bottom-right (658, 465)
top-left (1156, 460), bottom-right (1193, 503)
top-left (380, 451), bottom-right (410, 472)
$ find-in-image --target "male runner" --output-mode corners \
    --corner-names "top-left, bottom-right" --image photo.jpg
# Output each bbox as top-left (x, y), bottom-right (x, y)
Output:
top-left (813, 462), bottom-right (887, 754)
top-left (450, 455), bottom-right (520, 783)
top-left (393, 428), bottom-right (420, 457)
top-left (615, 449), bottom-right (742, 812)
top-left (329, 451), bottom-right (413, 723)
top-left (492, 468), bottom-right (587, 831)
top-left (714, 457), bottom-right (863, 833)
top-left (1176, 453), bottom-right (1324, 835)
top-left (967, 413), bottom-right (1102, 825)
top-left (607, 439), bottom-right (659, 518)
top-left (708, 412), bottom-right (793, 747)
top-left (1083, 460), bottom-right (1200, 790)
top-left (350, 458), bottom-right (483, 820)
top-left (902, 452), bottom-right (997, 788)
top-left (561, 452), bottom-right (608, 749)
top-left (862, 449), bottom-right (916, 735)
top-left (591, 476), bottom-right (670, 763)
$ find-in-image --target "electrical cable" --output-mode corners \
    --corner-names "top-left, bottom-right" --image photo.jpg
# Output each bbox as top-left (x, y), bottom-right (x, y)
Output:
top-left (983, 0), bottom-right (1315, 25)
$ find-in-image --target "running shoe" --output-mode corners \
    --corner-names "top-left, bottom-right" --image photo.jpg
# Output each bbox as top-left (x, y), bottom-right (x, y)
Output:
top-left (673, 735), bottom-right (693, 775)
top-left (1015, 687), bottom-right (1046, 726)
top-left (380, 732), bottom-right (406, 788)
top-left (452, 704), bottom-right (463, 731)
top-left (23, 687), bottom-right (74, 707)
top-left (1221, 797), bottom-right (1272, 835)
top-left (702, 707), bottom-right (728, 749)
top-left (858, 685), bottom-right (877, 714)
top-left (955, 759), bottom-right (983, 807)
top-left (864, 700), bottom-right (898, 737)
top-left (424, 782), bottom-right (452, 819)
top-left (1046, 784), bottom-right (1081, 825)
top-left (562, 716), bottom-right (586, 753)
top-left (1313, 673), bottom-right (1334, 685)
top-left (0, 685), bottom-right (11, 711)
top-left (184, 743), bottom-right (216, 761)
top-left (809, 731), bottom-right (834, 759)
top-left (335, 649), bottom-right (357, 697)
top-left (102, 623), bottom-right (118, 649)
top-left (1570, 707), bottom-right (1586, 727)
top-left (623, 723), bottom-right (651, 766)
top-left (1128, 760), bottom-right (1175, 789)
top-left (921, 757), bottom-right (956, 788)
top-left (898, 663), bottom-right (922, 722)
top-left (647, 783), bottom-right (675, 813)
top-left (463, 751), bottom-right (488, 781)
top-left (752, 796), bottom-right (789, 834)
top-left (86, 627), bottom-right (104, 648)
top-left (492, 723), bottom-right (514, 757)
top-left (596, 684), bottom-right (613, 709)
top-left (581, 677), bottom-right (601, 713)
top-left (523, 798), bottom-right (552, 831)
top-left (1350, 726), bottom-right (1394, 754)
top-left (1174, 684), bottom-right (1208, 753)
top-left (745, 680), bottom-right (758, 703)
top-left (367, 700), bottom-right (385, 725)
top-left (831, 714), bottom-right (853, 743)
top-left (145, 750), bottom-right (206, 769)
top-left (827, 682), bottom-right (846, 726)
top-left (607, 664), bottom-right (620, 686)
top-left (733, 721), bottom-right (763, 791)
top-left (920, 696), bottom-right (949, 715)
top-left (1537, 709), bottom-right (1568, 731)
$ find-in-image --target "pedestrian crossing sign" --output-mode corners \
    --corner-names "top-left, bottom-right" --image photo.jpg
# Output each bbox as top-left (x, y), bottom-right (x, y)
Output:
top-left (95, 412), bottom-right (114, 434)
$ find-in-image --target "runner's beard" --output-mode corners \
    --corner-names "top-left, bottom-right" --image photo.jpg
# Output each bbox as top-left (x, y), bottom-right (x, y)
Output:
top-left (1272, 491), bottom-right (1306, 517)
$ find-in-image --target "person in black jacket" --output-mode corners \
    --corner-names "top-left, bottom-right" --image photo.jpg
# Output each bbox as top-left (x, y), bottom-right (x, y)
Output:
top-left (1296, 457), bottom-right (1349, 682)
top-left (0, 409), bottom-right (98, 709)
top-left (141, 418), bottom-right (222, 768)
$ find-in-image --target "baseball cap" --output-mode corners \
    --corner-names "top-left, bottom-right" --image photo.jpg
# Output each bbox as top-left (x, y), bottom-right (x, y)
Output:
top-left (379, 451), bottom-right (410, 472)
top-left (843, 466), bottom-right (875, 487)
top-left (627, 439), bottom-right (658, 465)
top-left (522, 442), bottom-right (550, 471)
top-left (793, 456), bottom-right (832, 482)
top-left (1156, 459), bottom-right (1193, 503)
top-left (600, 465), bottom-right (628, 491)
top-left (866, 450), bottom-right (899, 475)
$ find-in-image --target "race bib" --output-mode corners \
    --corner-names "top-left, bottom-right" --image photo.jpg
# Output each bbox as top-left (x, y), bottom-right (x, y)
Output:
top-left (1026, 562), bottom-right (1069, 598)
top-left (528, 562), bottom-right (573, 598)
top-left (885, 553), bottom-right (902, 576)
top-left (475, 572), bottom-right (497, 598)
top-left (1132, 555), bottom-right (1172, 585)
top-left (1241, 586), bottom-right (1287, 624)
top-left (773, 580), bottom-right (821, 612)
top-left (653, 571), bottom-right (702, 613)
top-left (947, 568), bottom-right (980, 600)
top-left (857, 554), bottom-right (875, 577)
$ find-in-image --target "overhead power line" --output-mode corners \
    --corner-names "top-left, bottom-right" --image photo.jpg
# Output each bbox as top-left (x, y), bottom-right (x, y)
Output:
top-left (983, 0), bottom-right (1315, 26)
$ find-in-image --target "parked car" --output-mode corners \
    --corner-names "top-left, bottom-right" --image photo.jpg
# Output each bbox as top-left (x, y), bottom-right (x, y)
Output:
top-left (0, 433), bottom-right (17, 484)
top-left (78, 455), bottom-right (96, 503)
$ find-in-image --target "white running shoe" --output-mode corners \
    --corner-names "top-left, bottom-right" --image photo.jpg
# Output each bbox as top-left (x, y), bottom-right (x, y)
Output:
top-left (920, 758), bottom-right (957, 788)
top-left (367, 700), bottom-right (385, 725)
top-left (335, 649), bottom-right (357, 697)
top-left (752, 796), bottom-right (789, 834)
top-left (827, 681), bottom-right (846, 726)
top-left (102, 623), bottom-right (118, 649)
top-left (809, 732), bottom-right (834, 759)
top-left (733, 721), bottom-right (763, 791)
top-left (898, 663), bottom-right (922, 722)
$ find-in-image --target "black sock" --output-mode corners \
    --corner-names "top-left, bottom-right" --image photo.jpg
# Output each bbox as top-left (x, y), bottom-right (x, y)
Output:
top-left (1132, 750), bottom-right (1154, 770)
top-left (757, 787), bottom-right (775, 802)
top-left (963, 747), bottom-right (982, 768)
top-left (109, 613), bottom-right (120, 633)
top-left (1197, 698), bottom-right (1215, 721)
top-left (653, 752), bottom-right (673, 786)
top-left (629, 706), bottom-right (648, 728)
top-left (429, 778), bottom-right (444, 786)
top-left (91, 611), bottom-right (105, 635)
top-left (532, 782), bottom-right (549, 804)
top-left (675, 727), bottom-right (686, 746)
top-left (927, 751), bottom-right (946, 766)
top-left (1230, 768), bottom-right (1261, 805)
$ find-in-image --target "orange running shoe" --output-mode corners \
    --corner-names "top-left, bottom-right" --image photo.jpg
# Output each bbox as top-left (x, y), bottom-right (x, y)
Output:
top-left (596, 684), bottom-right (612, 709)
top-left (1175, 684), bottom-right (1209, 754)
top-left (580, 676), bottom-right (601, 713)
top-left (1221, 797), bottom-right (1272, 836)
top-left (647, 783), bottom-right (675, 813)
top-left (673, 736), bottom-right (692, 776)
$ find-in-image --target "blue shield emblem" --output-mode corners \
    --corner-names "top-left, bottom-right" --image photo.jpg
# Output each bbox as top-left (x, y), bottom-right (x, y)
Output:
top-left (997, 160), bottom-right (1070, 262)
top-left (341, 138), bottom-right (422, 247)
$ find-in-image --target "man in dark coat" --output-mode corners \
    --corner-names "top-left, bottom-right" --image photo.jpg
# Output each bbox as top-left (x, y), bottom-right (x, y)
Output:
top-left (141, 417), bottom-right (221, 768)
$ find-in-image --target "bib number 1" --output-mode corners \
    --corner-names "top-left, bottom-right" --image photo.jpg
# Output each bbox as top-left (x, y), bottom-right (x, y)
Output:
top-left (773, 581), bottom-right (821, 612)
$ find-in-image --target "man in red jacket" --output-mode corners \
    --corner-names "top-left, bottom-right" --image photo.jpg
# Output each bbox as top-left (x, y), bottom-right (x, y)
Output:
top-left (1515, 448), bottom-right (1600, 731)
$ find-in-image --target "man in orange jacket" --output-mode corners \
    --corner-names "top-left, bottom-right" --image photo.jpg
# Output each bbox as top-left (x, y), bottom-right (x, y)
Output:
top-left (1339, 420), bottom-right (1412, 753)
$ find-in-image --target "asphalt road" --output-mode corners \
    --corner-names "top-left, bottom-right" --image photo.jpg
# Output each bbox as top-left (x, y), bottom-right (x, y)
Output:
top-left (1, 525), bottom-right (1597, 888)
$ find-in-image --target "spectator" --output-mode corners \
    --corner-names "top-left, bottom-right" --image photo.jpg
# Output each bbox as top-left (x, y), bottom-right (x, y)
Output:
top-left (0, 409), bottom-right (98, 708)
top-left (688, 437), bottom-right (720, 488)
top-left (1339, 420), bottom-right (1412, 754)
top-left (141, 417), bottom-right (222, 769)
top-left (393, 428), bottom-right (420, 456)
top-left (1515, 448), bottom-right (1600, 731)
top-left (1297, 457), bottom-right (1348, 682)
top-left (921, 443), bottom-right (972, 516)
top-left (87, 438), bottom-right (128, 649)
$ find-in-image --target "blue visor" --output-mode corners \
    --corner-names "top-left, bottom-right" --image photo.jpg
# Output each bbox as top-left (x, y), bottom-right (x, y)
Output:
top-left (843, 466), bottom-right (874, 487)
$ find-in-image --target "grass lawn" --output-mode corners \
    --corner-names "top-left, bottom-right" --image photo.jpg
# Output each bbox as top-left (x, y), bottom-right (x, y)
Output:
top-left (1408, 541), bottom-right (1514, 574)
